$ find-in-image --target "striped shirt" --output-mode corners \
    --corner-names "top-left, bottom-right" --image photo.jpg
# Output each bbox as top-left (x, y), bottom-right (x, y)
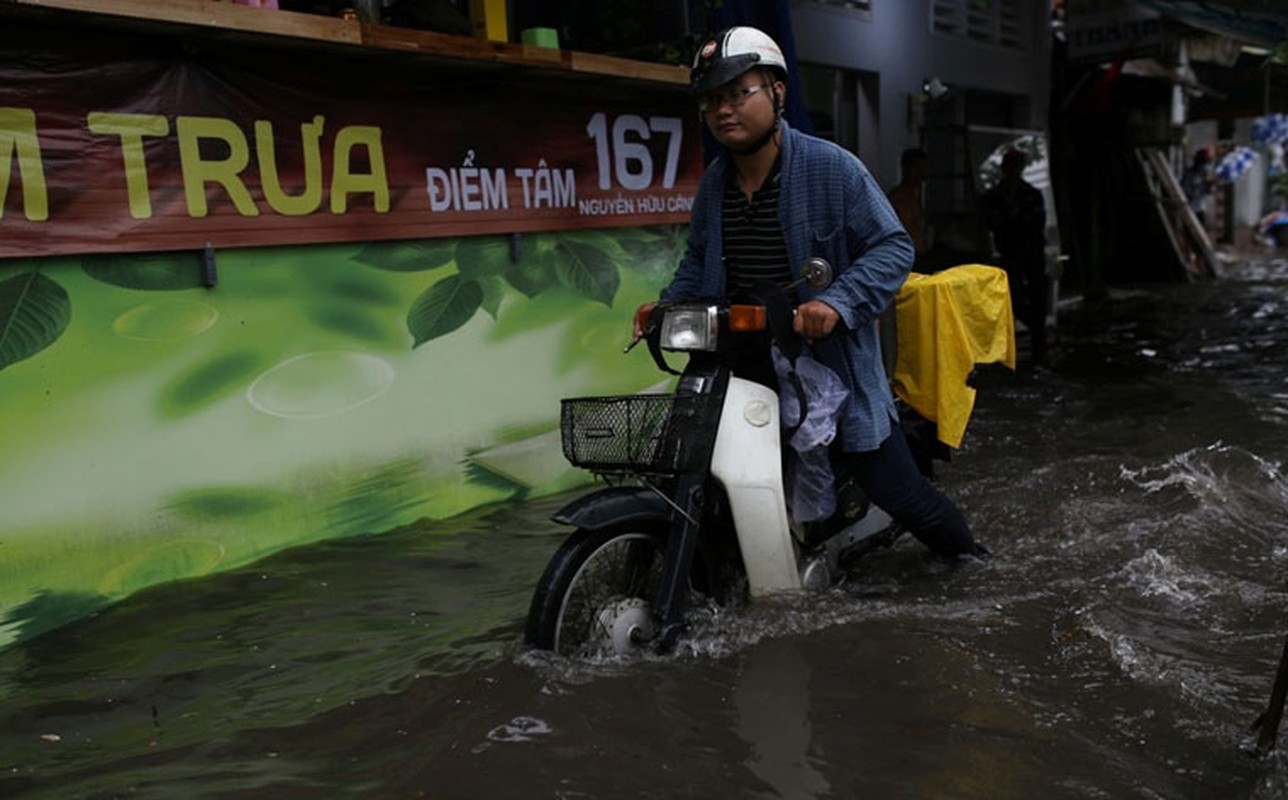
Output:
top-left (661, 120), bottom-right (915, 451)
top-left (722, 158), bottom-right (792, 300)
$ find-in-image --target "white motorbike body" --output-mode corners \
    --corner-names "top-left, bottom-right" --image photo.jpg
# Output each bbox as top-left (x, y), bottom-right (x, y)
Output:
top-left (709, 376), bottom-right (802, 595)
top-left (709, 376), bottom-right (896, 596)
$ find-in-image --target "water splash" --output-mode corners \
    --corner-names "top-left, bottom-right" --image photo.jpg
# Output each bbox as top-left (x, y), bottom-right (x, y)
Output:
top-left (1119, 443), bottom-right (1287, 549)
top-left (485, 715), bottom-right (553, 743)
top-left (1121, 548), bottom-right (1212, 608)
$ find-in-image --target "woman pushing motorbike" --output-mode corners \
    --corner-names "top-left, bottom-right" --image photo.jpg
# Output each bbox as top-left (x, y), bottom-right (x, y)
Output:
top-left (638, 26), bottom-right (989, 561)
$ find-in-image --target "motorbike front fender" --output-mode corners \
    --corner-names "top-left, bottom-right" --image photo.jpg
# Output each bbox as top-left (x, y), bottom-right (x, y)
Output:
top-left (551, 486), bottom-right (673, 531)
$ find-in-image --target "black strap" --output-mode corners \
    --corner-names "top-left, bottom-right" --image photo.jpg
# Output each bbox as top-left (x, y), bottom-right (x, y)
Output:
top-left (644, 305), bottom-right (681, 375)
top-left (751, 280), bottom-right (808, 437)
top-left (752, 280), bottom-right (801, 363)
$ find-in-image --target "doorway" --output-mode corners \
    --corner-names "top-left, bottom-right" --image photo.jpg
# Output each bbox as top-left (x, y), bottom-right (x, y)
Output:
top-left (798, 63), bottom-right (881, 169)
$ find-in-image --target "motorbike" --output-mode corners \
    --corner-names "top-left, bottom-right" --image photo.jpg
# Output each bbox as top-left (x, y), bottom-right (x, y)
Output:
top-left (524, 258), bottom-right (940, 658)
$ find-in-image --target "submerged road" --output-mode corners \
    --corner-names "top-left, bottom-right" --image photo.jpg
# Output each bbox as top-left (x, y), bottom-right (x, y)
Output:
top-left (2, 255), bottom-right (1287, 799)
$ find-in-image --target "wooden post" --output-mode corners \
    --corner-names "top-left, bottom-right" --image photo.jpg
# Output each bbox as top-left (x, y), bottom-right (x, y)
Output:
top-left (1255, 634), bottom-right (1288, 757)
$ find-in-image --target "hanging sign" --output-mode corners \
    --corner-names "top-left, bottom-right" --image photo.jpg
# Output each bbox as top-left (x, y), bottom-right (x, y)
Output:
top-left (1064, 0), bottom-right (1163, 64)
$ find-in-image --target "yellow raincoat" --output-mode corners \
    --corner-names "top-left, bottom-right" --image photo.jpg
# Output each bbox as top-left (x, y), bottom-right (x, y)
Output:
top-left (891, 264), bottom-right (1016, 448)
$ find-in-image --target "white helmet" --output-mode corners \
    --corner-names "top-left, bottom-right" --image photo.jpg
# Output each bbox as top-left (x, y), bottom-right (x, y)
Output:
top-left (690, 26), bottom-right (787, 94)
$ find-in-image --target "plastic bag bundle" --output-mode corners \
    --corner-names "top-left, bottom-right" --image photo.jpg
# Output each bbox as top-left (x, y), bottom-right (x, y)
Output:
top-left (771, 343), bottom-right (850, 524)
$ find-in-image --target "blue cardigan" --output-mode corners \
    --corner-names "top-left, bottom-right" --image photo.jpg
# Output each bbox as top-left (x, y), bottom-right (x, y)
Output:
top-left (660, 120), bottom-right (914, 451)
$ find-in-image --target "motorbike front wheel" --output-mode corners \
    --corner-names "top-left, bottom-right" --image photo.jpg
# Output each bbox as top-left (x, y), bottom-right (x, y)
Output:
top-left (525, 524), bottom-right (668, 658)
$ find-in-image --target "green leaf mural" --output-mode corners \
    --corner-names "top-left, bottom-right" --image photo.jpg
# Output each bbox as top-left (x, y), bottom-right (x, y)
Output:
top-left (305, 304), bottom-right (397, 345)
top-left (617, 224), bottom-right (687, 274)
top-left (166, 486), bottom-right (287, 519)
top-left (351, 239), bottom-right (457, 272)
top-left (461, 458), bottom-right (529, 498)
top-left (407, 274), bottom-right (485, 347)
top-left (485, 287), bottom-right (589, 342)
top-left (158, 351), bottom-right (264, 419)
top-left (317, 275), bottom-right (403, 307)
top-left (554, 233), bottom-right (623, 307)
top-left (1, 227), bottom-right (683, 648)
top-left (82, 252), bottom-right (208, 290)
top-left (477, 275), bottom-right (507, 320)
top-left (454, 235), bottom-right (517, 281)
top-left (0, 271), bottom-right (71, 371)
top-left (3, 590), bottom-right (111, 644)
top-left (560, 228), bottom-right (631, 262)
top-left (504, 245), bottom-right (559, 297)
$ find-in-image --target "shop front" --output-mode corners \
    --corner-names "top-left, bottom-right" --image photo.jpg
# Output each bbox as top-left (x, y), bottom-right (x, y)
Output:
top-left (0, 0), bottom-right (700, 645)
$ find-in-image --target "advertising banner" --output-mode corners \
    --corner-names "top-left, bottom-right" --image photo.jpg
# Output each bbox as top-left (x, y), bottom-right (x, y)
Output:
top-left (0, 22), bottom-right (702, 258)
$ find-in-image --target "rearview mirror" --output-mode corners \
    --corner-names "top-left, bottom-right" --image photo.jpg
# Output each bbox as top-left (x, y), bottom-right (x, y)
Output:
top-left (797, 258), bottom-right (833, 291)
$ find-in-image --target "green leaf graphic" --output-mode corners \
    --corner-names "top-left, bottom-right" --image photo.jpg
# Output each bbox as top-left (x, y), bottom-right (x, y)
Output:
top-left (454, 235), bottom-right (516, 281)
top-left (619, 224), bottom-right (686, 272)
top-left (158, 351), bottom-right (263, 418)
top-left (461, 459), bottom-right (528, 498)
top-left (82, 252), bottom-right (207, 290)
top-left (559, 228), bottom-right (631, 259)
top-left (555, 238), bottom-right (621, 306)
top-left (167, 486), bottom-right (286, 519)
top-left (0, 271), bottom-right (71, 371)
top-left (407, 275), bottom-right (484, 347)
top-left (608, 226), bottom-right (669, 244)
top-left (351, 239), bottom-right (457, 271)
top-left (477, 274), bottom-right (506, 320)
top-left (486, 287), bottom-right (587, 342)
top-left (305, 304), bottom-right (394, 344)
top-left (3, 591), bottom-right (110, 643)
top-left (504, 247), bottom-right (558, 297)
top-left (319, 275), bottom-right (402, 307)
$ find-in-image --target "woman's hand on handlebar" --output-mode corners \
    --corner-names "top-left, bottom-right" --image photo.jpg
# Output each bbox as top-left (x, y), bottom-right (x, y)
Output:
top-left (793, 299), bottom-right (841, 342)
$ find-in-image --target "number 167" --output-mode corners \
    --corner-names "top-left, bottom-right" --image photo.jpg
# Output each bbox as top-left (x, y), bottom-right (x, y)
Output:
top-left (586, 113), bottom-right (682, 191)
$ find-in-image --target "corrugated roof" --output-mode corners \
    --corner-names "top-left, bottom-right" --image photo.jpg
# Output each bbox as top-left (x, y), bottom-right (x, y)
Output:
top-left (1139, 1), bottom-right (1288, 47)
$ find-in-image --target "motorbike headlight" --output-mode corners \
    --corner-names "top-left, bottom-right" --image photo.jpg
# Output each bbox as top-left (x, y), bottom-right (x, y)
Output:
top-left (659, 306), bottom-right (718, 351)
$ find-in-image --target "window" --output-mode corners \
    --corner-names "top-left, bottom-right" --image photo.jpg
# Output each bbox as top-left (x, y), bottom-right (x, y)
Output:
top-left (804, 0), bottom-right (874, 14)
top-left (931, 0), bottom-right (1025, 50)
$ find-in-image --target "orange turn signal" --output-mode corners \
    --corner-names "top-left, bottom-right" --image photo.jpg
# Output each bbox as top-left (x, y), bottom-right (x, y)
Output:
top-left (727, 305), bottom-right (767, 332)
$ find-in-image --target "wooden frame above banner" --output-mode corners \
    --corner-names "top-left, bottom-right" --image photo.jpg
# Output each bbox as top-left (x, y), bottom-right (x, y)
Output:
top-left (0, 0), bottom-right (690, 86)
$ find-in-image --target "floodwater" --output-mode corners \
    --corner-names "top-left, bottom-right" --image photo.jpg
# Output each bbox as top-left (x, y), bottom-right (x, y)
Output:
top-left (3, 257), bottom-right (1288, 799)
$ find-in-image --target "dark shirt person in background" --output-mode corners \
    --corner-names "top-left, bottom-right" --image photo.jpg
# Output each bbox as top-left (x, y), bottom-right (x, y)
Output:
top-left (982, 148), bottom-right (1048, 367)
top-left (887, 148), bottom-right (929, 265)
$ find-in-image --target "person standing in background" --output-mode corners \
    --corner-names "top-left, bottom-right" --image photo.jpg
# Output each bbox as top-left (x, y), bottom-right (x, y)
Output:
top-left (982, 148), bottom-right (1048, 367)
top-left (887, 148), bottom-right (930, 266)
top-left (1181, 148), bottom-right (1214, 230)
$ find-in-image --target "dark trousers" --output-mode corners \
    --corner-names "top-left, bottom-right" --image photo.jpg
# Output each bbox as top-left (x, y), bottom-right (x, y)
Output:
top-left (840, 425), bottom-right (985, 559)
top-left (1000, 253), bottom-right (1049, 365)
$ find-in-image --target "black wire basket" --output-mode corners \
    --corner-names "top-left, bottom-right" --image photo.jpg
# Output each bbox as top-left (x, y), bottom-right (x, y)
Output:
top-left (560, 393), bottom-right (714, 475)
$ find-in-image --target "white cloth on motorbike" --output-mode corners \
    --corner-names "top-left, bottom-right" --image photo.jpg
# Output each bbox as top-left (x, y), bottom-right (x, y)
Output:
top-left (771, 342), bottom-right (851, 524)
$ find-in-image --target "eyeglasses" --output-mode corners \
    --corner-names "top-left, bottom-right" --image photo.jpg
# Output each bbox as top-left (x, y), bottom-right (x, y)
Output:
top-left (697, 83), bottom-right (771, 113)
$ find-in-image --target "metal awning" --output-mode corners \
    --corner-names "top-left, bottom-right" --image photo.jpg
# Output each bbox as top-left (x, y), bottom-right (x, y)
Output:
top-left (1139, 1), bottom-right (1288, 48)
top-left (1118, 57), bottom-right (1224, 97)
